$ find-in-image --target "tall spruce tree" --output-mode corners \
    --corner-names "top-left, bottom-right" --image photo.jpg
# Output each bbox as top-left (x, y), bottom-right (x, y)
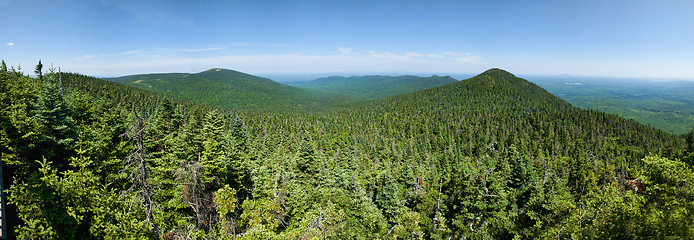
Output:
top-left (35, 60), bottom-right (43, 80)
top-left (201, 109), bottom-right (228, 183)
top-left (33, 74), bottom-right (75, 165)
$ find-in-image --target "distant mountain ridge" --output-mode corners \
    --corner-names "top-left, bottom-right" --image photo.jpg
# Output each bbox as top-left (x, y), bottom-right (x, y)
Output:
top-left (286, 75), bottom-right (457, 99)
top-left (107, 68), bottom-right (362, 111)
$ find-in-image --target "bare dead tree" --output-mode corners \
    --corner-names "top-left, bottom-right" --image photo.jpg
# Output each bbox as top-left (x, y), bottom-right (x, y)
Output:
top-left (432, 178), bottom-right (443, 233)
top-left (300, 207), bottom-right (325, 240)
top-left (482, 168), bottom-right (499, 199)
top-left (121, 107), bottom-right (161, 236)
top-left (58, 67), bottom-right (63, 96)
top-left (272, 173), bottom-right (289, 227)
top-left (176, 155), bottom-right (217, 232)
top-left (386, 223), bottom-right (400, 238)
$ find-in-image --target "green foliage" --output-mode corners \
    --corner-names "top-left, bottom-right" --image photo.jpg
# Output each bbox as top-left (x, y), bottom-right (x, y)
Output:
top-left (295, 200), bottom-right (346, 239)
top-left (686, 126), bottom-right (694, 152)
top-left (33, 74), bottom-right (75, 163)
top-left (212, 185), bottom-right (237, 238)
top-left (636, 155), bottom-right (694, 237)
top-left (682, 127), bottom-right (694, 167)
top-left (201, 109), bottom-right (227, 182)
top-left (214, 185), bottom-right (237, 218)
top-left (387, 211), bottom-right (424, 240)
top-left (375, 173), bottom-right (405, 223)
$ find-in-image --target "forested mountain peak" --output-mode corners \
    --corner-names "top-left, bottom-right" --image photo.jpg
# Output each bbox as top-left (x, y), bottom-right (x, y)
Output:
top-left (480, 67), bottom-right (515, 76)
top-left (190, 68), bottom-right (281, 86)
top-left (454, 68), bottom-right (546, 98)
top-left (468, 68), bottom-right (529, 85)
top-left (106, 68), bottom-right (361, 111)
top-left (437, 75), bottom-right (458, 81)
top-left (110, 68), bottom-right (282, 89)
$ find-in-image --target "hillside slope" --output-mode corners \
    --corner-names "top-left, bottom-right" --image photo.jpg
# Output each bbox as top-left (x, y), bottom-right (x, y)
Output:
top-left (286, 75), bottom-right (457, 99)
top-left (339, 68), bottom-right (682, 167)
top-left (108, 68), bottom-right (362, 111)
top-left (241, 68), bottom-right (689, 238)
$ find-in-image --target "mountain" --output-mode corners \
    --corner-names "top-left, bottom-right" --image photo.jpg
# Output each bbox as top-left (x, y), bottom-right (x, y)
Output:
top-left (267, 68), bottom-right (689, 238)
top-left (2, 67), bottom-right (692, 239)
top-left (348, 68), bottom-right (682, 164)
top-left (107, 68), bottom-right (362, 111)
top-left (286, 75), bottom-right (457, 99)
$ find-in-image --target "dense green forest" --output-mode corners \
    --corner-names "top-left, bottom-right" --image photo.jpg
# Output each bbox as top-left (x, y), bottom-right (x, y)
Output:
top-left (108, 68), bottom-right (363, 112)
top-left (285, 75), bottom-right (457, 99)
top-left (109, 68), bottom-right (694, 135)
top-left (531, 75), bottom-right (694, 135)
top-left (2, 62), bottom-right (694, 239)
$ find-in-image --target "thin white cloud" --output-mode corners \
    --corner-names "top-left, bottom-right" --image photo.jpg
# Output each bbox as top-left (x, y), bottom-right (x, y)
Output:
top-left (338, 47), bottom-right (353, 54)
top-left (74, 55), bottom-right (95, 61)
top-left (63, 47), bottom-right (486, 76)
top-left (406, 52), bottom-right (449, 59)
top-left (367, 51), bottom-right (410, 60)
top-left (6, 42), bottom-right (14, 47)
top-left (453, 55), bottom-right (483, 63)
top-left (443, 51), bottom-right (471, 56)
top-left (162, 47), bottom-right (226, 53)
top-left (55, 46), bottom-right (694, 79)
top-left (99, 47), bottom-right (225, 57)
top-left (405, 52), bottom-right (424, 57)
top-left (108, 49), bottom-right (143, 57)
top-left (229, 42), bottom-right (293, 48)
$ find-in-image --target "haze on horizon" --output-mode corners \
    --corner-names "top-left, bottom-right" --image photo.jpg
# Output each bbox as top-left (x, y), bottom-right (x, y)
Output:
top-left (1, 0), bottom-right (693, 79)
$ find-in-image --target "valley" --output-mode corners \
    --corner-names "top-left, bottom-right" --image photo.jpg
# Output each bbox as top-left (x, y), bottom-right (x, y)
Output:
top-left (530, 75), bottom-right (694, 135)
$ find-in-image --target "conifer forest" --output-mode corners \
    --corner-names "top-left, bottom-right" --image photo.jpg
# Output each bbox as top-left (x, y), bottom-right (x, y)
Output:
top-left (2, 63), bottom-right (694, 240)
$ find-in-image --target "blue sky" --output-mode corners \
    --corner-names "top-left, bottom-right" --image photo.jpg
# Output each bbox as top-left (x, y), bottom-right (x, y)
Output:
top-left (1, 0), bottom-right (693, 78)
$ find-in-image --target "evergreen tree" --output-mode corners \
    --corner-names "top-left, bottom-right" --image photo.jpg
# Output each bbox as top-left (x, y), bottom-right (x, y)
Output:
top-left (225, 116), bottom-right (252, 196)
top-left (33, 74), bottom-right (75, 164)
top-left (35, 60), bottom-right (43, 80)
top-left (201, 109), bottom-right (227, 182)
top-left (686, 126), bottom-right (694, 153)
top-left (375, 173), bottom-right (404, 224)
top-left (683, 126), bottom-right (694, 167)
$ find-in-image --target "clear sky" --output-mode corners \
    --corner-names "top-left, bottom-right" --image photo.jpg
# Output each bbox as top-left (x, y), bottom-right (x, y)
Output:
top-left (1, 0), bottom-right (693, 78)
